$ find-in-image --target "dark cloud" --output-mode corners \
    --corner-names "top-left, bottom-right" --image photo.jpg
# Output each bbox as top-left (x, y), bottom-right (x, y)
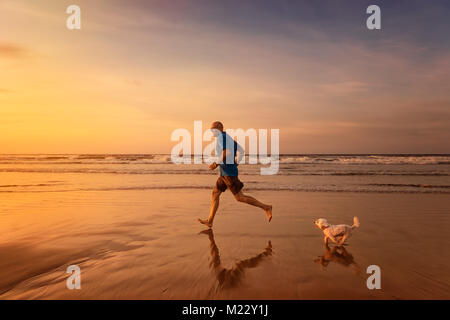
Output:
top-left (113, 0), bottom-right (450, 51)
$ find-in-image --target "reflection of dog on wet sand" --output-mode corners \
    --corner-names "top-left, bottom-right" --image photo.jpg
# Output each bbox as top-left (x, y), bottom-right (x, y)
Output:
top-left (315, 245), bottom-right (360, 275)
top-left (199, 229), bottom-right (272, 290)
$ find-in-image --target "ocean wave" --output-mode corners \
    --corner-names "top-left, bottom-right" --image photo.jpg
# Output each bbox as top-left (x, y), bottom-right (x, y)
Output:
top-left (1, 185), bottom-right (449, 194)
top-left (0, 168), bottom-right (448, 176)
top-left (0, 183), bottom-right (63, 188)
top-left (366, 183), bottom-right (450, 189)
top-left (278, 155), bottom-right (450, 165)
top-left (0, 154), bottom-right (449, 165)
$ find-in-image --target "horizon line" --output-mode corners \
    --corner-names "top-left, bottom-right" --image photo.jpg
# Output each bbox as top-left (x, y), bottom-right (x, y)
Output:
top-left (0, 153), bottom-right (449, 156)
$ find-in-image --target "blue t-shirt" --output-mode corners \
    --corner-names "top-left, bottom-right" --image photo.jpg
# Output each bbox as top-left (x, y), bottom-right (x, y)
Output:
top-left (216, 132), bottom-right (240, 176)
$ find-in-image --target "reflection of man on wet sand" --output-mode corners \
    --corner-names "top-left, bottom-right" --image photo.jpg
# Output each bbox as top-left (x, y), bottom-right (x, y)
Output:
top-left (199, 229), bottom-right (272, 289)
top-left (315, 244), bottom-right (360, 275)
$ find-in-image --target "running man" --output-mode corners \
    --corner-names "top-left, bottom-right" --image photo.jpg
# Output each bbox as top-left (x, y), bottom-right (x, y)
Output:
top-left (198, 121), bottom-right (272, 228)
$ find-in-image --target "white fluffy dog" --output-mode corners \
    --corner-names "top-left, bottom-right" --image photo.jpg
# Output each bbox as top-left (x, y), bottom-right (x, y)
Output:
top-left (314, 217), bottom-right (360, 245)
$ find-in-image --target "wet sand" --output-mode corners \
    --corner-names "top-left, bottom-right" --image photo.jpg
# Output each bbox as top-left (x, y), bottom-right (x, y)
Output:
top-left (1, 189), bottom-right (449, 299)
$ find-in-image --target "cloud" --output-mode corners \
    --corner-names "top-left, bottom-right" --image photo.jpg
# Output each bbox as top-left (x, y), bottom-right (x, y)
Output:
top-left (319, 81), bottom-right (368, 96)
top-left (0, 43), bottom-right (28, 59)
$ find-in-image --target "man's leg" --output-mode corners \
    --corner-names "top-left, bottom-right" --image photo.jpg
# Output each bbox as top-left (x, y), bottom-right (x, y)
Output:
top-left (198, 229), bottom-right (222, 270)
top-left (199, 188), bottom-right (222, 228)
top-left (234, 191), bottom-right (272, 222)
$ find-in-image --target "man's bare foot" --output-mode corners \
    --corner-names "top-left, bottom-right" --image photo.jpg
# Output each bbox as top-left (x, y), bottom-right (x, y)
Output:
top-left (198, 218), bottom-right (212, 228)
top-left (265, 205), bottom-right (272, 222)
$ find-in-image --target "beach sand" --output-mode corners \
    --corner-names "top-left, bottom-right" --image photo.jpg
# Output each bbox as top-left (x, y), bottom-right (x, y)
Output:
top-left (1, 188), bottom-right (449, 299)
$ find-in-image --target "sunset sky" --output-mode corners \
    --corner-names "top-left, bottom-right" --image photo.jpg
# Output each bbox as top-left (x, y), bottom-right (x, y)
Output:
top-left (1, 0), bottom-right (449, 154)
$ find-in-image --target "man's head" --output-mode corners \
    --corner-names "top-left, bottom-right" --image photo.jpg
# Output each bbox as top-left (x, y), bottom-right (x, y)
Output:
top-left (210, 121), bottom-right (224, 137)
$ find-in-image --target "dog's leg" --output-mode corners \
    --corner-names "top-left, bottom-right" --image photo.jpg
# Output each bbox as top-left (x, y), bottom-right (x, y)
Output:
top-left (324, 229), bottom-right (339, 244)
top-left (339, 234), bottom-right (349, 245)
top-left (328, 234), bottom-right (339, 244)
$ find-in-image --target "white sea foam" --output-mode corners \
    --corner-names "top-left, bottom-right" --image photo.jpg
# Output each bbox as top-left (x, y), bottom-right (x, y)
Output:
top-left (0, 154), bottom-right (449, 194)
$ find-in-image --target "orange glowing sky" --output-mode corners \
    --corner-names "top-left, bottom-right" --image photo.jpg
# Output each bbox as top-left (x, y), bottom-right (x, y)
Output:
top-left (1, 0), bottom-right (449, 153)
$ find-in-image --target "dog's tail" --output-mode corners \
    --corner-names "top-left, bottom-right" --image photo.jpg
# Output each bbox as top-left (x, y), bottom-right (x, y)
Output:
top-left (352, 216), bottom-right (360, 229)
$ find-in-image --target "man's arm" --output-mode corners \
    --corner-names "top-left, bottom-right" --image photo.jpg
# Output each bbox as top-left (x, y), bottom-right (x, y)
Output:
top-left (211, 142), bottom-right (243, 169)
top-left (209, 149), bottom-right (227, 170)
top-left (235, 142), bottom-right (244, 166)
